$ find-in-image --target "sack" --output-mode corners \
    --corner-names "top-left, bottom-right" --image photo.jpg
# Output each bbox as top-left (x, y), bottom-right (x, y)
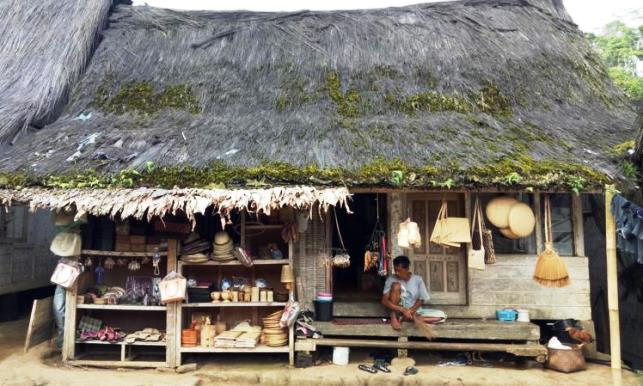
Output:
top-left (159, 271), bottom-right (187, 303)
top-left (416, 308), bottom-right (447, 323)
top-left (546, 346), bottom-right (586, 373)
top-left (50, 232), bottom-right (81, 257)
top-left (280, 301), bottom-right (301, 328)
top-left (430, 201), bottom-right (471, 247)
top-left (468, 198), bottom-right (485, 270)
top-left (50, 260), bottom-right (82, 288)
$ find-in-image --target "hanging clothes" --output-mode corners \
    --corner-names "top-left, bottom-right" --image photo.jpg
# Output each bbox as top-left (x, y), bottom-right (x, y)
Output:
top-left (611, 194), bottom-right (643, 264)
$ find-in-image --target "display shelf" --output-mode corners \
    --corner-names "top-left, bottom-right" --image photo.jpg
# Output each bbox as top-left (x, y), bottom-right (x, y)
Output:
top-left (77, 304), bottom-right (166, 311)
top-left (245, 224), bottom-right (283, 230)
top-left (182, 302), bottom-right (287, 308)
top-left (76, 339), bottom-right (166, 347)
top-left (66, 359), bottom-right (167, 368)
top-left (179, 259), bottom-right (289, 266)
top-left (180, 345), bottom-right (289, 353)
top-left (81, 249), bottom-right (168, 257)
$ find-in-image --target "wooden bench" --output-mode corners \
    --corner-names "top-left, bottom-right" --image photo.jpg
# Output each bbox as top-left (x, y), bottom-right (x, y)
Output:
top-left (295, 319), bottom-right (547, 363)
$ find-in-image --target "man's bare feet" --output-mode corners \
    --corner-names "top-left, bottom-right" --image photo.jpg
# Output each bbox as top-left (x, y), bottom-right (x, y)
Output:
top-left (390, 314), bottom-right (402, 330)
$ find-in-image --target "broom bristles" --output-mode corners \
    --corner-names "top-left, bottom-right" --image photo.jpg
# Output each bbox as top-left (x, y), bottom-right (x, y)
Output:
top-left (413, 315), bottom-right (436, 340)
top-left (533, 248), bottom-right (570, 287)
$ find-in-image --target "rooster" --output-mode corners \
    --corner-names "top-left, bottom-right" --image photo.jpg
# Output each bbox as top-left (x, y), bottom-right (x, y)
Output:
top-left (565, 327), bottom-right (594, 344)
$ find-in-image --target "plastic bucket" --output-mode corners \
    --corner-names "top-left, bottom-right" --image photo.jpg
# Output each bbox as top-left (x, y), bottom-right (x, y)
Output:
top-left (314, 300), bottom-right (333, 321)
top-left (332, 346), bottom-right (350, 365)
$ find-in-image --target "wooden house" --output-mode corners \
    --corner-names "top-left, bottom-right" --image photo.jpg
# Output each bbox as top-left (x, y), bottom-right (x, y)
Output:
top-left (0, 0), bottom-right (637, 368)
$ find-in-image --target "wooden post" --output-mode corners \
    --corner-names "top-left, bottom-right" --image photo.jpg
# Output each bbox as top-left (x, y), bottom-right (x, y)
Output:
top-left (389, 193), bottom-right (404, 258)
top-left (166, 238), bottom-right (178, 368)
top-left (572, 194), bottom-right (585, 257)
top-left (604, 185), bottom-right (621, 371)
top-left (534, 192), bottom-right (544, 254)
top-left (62, 284), bottom-right (77, 361)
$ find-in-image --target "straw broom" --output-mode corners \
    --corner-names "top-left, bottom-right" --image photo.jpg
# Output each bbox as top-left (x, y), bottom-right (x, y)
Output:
top-left (413, 315), bottom-right (436, 340)
top-left (533, 195), bottom-right (570, 287)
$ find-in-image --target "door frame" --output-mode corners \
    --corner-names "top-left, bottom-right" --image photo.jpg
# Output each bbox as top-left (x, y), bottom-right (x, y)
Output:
top-left (405, 192), bottom-right (469, 305)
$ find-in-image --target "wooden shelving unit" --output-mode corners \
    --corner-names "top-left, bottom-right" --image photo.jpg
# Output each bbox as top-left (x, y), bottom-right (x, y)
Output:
top-left (81, 249), bottom-right (168, 257)
top-left (77, 304), bottom-right (167, 311)
top-left (245, 224), bottom-right (283, 230)
top-left (178, 259), bottom-right (289, 266)
top-left (182, 302), bottom-right (287, 308)
top-left (180, 345), bottom-right (289, 353)
top-left (177, 211), bottom-right (294, 365)
top-left (63, 240), bottom-right (179, 369)
top-left (76, 339), bottom-right (166, 347)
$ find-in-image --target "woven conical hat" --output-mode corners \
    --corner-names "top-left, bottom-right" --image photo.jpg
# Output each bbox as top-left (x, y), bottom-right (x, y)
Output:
top-left (508, 202), bottom-right (536, 237)
top-left (485, 196), bottom-right (519, 228)
top-left (499, 227), bottom-right (520, 239)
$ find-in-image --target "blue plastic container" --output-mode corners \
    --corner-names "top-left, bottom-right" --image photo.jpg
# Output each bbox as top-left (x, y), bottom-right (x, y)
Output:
top-left (496, 309), bottom-right (517, 321)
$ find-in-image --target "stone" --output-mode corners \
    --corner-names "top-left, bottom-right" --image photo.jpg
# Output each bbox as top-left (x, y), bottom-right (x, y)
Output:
top-left (176, 363), bottom-right (198, 373)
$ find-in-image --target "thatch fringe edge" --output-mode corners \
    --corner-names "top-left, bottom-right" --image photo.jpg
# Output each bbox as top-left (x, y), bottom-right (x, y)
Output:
top-left (0, 186), bottom-right (352, 227)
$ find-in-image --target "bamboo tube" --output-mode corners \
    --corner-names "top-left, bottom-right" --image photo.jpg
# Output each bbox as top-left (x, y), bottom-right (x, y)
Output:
top-left (604, 185), bottom-right (621, 371)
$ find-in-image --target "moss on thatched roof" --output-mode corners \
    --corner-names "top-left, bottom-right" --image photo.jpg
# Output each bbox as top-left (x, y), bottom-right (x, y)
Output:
top-left (0, 0), bottom-right (637, 191)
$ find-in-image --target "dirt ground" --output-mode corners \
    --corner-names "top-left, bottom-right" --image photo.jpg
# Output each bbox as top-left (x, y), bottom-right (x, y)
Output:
top-left (0, 318), bottom-right (640, 386)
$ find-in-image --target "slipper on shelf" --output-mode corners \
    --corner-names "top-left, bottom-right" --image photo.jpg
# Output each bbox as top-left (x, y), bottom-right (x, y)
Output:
top-left (358, 364), bottom-right (377, 374)
top-left (403, 366), bottom-right (419, 376)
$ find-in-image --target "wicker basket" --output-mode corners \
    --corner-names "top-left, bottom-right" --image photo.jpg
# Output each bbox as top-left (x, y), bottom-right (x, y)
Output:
top-left (546, 346), bottom-right (586, 373)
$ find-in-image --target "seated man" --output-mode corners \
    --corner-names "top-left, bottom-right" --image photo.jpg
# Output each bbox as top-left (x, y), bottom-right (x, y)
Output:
top-left (381, 255), bottom-right (443, 330)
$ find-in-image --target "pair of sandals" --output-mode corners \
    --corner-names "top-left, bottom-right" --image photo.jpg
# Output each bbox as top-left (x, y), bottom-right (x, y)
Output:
top-left (358, 362), bottom-right (418, 376)
top-left (358, 361), bottom-right (389, 374)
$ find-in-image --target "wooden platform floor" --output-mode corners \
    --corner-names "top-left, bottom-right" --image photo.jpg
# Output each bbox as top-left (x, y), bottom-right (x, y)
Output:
top-left (311, 319), bottom-right (540, 341)
top-left (298, 319), bottom-right (546, 360)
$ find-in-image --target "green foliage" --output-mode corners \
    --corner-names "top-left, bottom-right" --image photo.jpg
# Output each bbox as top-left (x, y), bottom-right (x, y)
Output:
top-left (622, 160), bottom-right (638, 179)
top-left (93, 80), bottom-right (201, 114)
top-left (587, 21), bottom-right (643, 102)
top-left (388, 91), bottom-right (471, 115)
top-left (607, 67), bottom-right (643, 102)
top-left (587, 21), bottom-right (642, 68)
top-left (325, 71), bottom-right (361, 118)
top-left (608, 140), bottom-right (636, 156)
top-left (474, 81), bottom-right (512, 116)
top-left (0, 155), bottom-right (611, 192)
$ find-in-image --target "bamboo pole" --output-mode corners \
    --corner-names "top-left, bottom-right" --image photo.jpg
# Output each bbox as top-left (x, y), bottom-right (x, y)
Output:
top-left (604, 185), bottom-right (621, 371)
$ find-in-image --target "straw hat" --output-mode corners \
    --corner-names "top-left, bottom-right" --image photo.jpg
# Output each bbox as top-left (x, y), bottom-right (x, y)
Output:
top-left (50, 232), bottom-right (81, 257)
top-left (485, 196), bottom-right (519, 228)
top-left (214, 232), bottom-right (231, 245)
top-left (180, 254), bottom-right (209, 263)
top-left (507, 202), bottom-right (536, 238)
top-left (499, 227), bottom-right (520, 240)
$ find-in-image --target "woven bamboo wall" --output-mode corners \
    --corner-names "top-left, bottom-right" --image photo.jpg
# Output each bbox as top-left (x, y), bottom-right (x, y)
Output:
top-left (293, 210), bottom-right (329, 310)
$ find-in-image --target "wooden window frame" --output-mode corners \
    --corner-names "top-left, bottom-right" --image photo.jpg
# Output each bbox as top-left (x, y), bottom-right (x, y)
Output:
top-left (0, 206), bottom-right (29, 243)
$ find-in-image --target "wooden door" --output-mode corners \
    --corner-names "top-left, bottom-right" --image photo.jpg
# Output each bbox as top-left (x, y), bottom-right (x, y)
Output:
top-left (407, 193), bottom-right (467, 305)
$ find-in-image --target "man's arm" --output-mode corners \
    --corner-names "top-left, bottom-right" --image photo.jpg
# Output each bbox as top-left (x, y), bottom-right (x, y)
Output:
top-left (409, 299), bottom-right (423, 314)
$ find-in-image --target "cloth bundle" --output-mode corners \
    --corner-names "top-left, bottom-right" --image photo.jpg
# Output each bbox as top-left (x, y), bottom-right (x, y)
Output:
top-left (611, 194), bottom-right (643, 264)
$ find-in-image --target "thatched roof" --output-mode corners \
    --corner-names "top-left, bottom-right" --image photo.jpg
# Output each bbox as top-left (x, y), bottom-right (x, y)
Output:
top-left (0, 186), bottom-right (351, 226)
top-left (0, 0), bottom-right (637, 190)
top-left (0, 0), bottom-right (111, 145)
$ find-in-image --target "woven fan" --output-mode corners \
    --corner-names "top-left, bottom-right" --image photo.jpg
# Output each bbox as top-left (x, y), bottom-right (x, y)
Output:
top-left (533, 195), bottom-right (570, 287)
